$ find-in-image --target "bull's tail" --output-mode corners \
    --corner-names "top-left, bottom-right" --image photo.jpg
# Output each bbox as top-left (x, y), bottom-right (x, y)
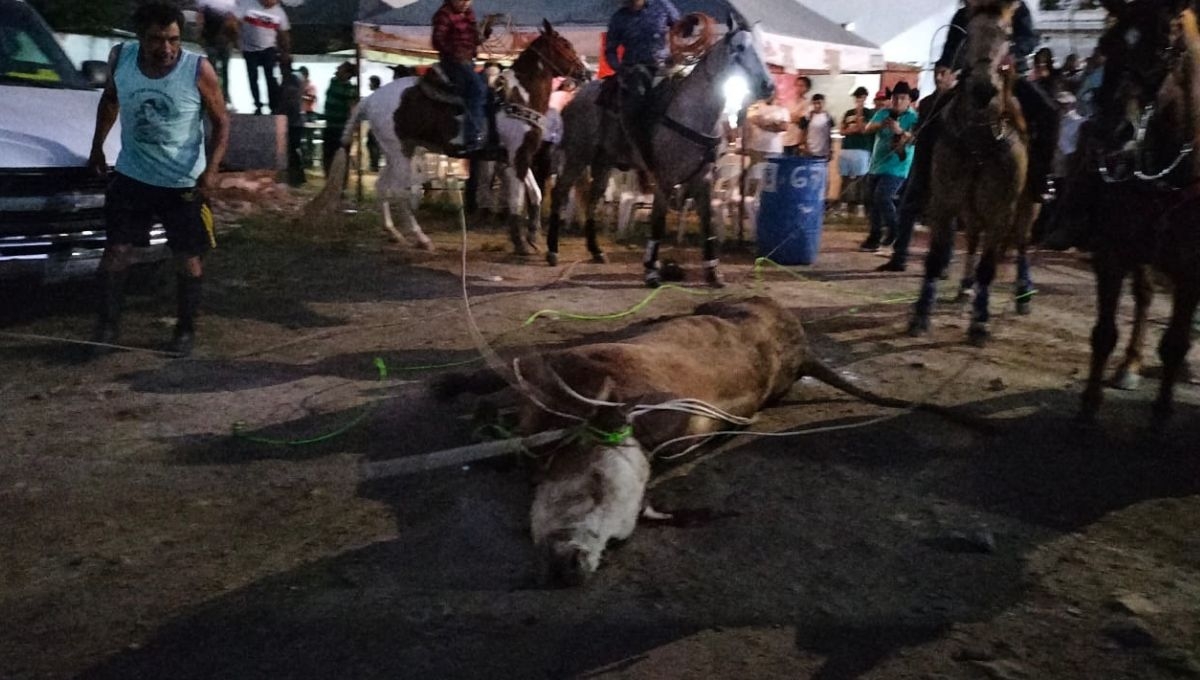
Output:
top-left (430, 366), bottom-right (508, 401)
top-left (801, 359), bottom-right (995, 432)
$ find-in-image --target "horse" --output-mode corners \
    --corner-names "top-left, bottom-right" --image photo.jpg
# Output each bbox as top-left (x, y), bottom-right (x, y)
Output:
top-left (348, 21), bottom-right (588, 254)
top-left (544, 16), bottom-right (775, 287)
top-left (1073, 0), bottom-right (1200, 421)
top-left (907, 0), bottom-right (1042, 344)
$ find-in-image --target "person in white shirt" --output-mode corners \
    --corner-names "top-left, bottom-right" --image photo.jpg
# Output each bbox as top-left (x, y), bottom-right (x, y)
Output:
top-left (781, 75), bottom-right (811, 156)
top-left (234, 0), bottom-right (290, 115)
top-left (745, 93), bottom-right (789, 165)
top-left (799, 94), bottom-right (833, 159)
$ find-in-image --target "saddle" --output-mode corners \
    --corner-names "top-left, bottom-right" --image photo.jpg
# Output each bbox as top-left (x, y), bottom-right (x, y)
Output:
top-left (410, 65), bottom-right (506, 159)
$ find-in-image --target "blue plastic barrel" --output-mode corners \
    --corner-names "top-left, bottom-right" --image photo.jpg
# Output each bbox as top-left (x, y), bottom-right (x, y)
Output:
top-left (756, 156), bottom-right (829, 265)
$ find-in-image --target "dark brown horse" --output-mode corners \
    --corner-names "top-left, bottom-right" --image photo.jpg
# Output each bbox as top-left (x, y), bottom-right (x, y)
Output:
top-left (377, 21), bottom-right (588, 254)
top-left (1075, 0), bottom-right (1200, 421)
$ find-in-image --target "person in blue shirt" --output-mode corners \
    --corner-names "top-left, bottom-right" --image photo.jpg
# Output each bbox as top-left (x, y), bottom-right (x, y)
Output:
top-left (860, 81), bottom-right (919, 252)
top-left (605, 0), bottom-right (681, 155)
top-left (87, 1), bottom-right (229, 357)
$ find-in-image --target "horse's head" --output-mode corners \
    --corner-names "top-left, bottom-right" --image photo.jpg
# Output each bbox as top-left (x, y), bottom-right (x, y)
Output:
top-left (1093, 0), bottom-right (1190, 142)
top-left (719, 16), bottom-right (775, 101)
top-left (961, 0), bottom-right (1018, 107)
top-left (529, 20), bottom-right (591, 82)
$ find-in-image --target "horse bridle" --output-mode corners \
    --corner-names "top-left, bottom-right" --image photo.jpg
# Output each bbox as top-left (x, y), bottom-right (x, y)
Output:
top-left (524, 33), bottom-right (583, 80)
top-left (1097, 103), bottom-right (1195, 184)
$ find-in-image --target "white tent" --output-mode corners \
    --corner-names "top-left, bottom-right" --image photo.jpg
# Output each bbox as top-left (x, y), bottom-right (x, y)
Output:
top-left (353, 0), bottom-right (885, 73)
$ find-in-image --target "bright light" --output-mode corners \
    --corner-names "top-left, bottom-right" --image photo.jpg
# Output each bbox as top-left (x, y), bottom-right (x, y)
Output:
top-left (722, 74), bottom-right (751, 126)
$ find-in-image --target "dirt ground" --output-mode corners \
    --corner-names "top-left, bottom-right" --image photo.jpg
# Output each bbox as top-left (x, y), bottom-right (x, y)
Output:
top-left (2, 180), bottom-right (1199, 680)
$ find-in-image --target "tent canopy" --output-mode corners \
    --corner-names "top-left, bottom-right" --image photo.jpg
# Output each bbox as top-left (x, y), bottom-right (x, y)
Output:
top-left (355, 0), bottom-right (885, 73)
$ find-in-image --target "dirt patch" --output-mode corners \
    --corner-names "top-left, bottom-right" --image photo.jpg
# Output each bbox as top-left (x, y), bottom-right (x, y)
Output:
top-left (1, 186), bottom-right (1198, 679)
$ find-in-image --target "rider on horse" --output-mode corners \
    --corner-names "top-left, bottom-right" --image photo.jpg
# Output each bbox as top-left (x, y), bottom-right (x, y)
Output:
top-left (938, 0), bottom-right (1059, 202)
top-left (431, 0), bottom-right (494, 152)
top-left (605, 0), bottom-right (681, 159)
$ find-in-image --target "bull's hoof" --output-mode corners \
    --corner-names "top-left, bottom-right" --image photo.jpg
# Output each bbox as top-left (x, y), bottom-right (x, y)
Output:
top-left (546, 251), bottom-right (558, 267)
top-left (1112, 370), bottom-right (1142, 391)
top-left (907, 314), bottom-right (930, 337)
top-left (590, 252), bottom-right (608, 264)
top-left (704, 267), bottom-right (726, 289)
top-left (968, 322), bottom-right (990, 347)
top-left (644, 268), bottom-right (662, 289)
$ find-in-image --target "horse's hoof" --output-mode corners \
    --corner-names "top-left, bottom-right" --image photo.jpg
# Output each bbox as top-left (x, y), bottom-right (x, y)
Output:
top-left (968, 322), bottom-right (990, 347)
top-left (590, 252), bottom-right (608, 264)
top-left (1112, 371), bottom-right (1142, 391)
top-left (415, 237), bottom-right (435, 251)
top-left (704, 268), bottom-right (726, 289)
top-left (644, 269), bottom-right (662, 289)
top-left (907, 315), bottom-right (930, 337)
top-left (1016, 300), bottom-right (1031, 316)
top-left (513, 242), bottom-right (533, 256)
top-left (955, 289), bottom-right (973, 304)
top-left (546, 251), bottom-right (559, 267)
top-left (1151, 399), bottom-right (1174, 423)
top-left (524, 237), bottom-right (541, 253)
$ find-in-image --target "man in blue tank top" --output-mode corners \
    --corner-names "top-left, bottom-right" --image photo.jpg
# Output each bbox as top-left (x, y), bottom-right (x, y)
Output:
top-left (87, 1), bottom-right (230, 357)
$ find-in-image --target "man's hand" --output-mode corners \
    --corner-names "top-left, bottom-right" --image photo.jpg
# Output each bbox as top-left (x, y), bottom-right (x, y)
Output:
top-left (198, 167), bottom-right (220, 192)
top-left (87, 148), bottom-right (107, 177)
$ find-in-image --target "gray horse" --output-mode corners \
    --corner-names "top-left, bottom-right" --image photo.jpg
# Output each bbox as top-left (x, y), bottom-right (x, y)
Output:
top-left (545, 17), bottom-right (775, 287)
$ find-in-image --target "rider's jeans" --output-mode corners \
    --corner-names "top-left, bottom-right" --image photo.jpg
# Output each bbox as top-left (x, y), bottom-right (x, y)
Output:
top-left (441, 57), bottom-right (486, 144)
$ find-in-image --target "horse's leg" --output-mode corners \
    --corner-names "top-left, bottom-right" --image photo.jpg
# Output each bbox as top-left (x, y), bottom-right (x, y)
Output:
top-left (585, 165), bottom-right (612, 263)
top-left (522, 167), bottom-right (543, 250)
top-left (1113, 264), bottom-right (1153, 390)
top-left (692, 180), bottom-right (723, 288)
top-left (501, 166), bottom-right (533, 256)
top-left (643, 190), bottom-right (669, 288)
top-left (957, 231), bottom-right (979, 302)
top-left (1081, 253), bottom-right (1125, 421)
top-left (1151, 277), bottom-right (1199, 421)
top-left (546, 152), bottom-right (583, 266)
top-left (909, 217), bottom-right (955, 336)
top-left (1013, 198), bottom-right (1039, 315)
top-left (380, 152), bottom-right (432, 250)
top-left (969, 247), bottom-right (998, 346)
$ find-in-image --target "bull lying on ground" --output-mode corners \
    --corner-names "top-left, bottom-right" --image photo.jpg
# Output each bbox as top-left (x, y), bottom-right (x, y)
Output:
top-left (436, 296), bottom-right (975, 585)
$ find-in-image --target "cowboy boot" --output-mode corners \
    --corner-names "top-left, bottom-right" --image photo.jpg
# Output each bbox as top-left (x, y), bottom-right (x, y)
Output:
top-left (703, 260), bottom-right (726, 289)
top-left (91, 268), bottom-right (128, 357)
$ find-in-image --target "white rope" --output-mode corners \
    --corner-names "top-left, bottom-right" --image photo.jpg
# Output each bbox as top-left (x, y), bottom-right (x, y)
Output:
top-left (0, 330), bottom-right (178, 357)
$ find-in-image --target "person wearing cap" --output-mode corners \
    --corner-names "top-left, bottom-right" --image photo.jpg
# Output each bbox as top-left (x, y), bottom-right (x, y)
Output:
top-left (391, 64), bottom-right (416, 80)
top-left (605, 0), bottom-right (681, 156)
top-left (860, 81), bottom-right (918, 252)
top-left (322, 61), bottom-right (358, 176)
top-left (877, 62), bottom-right (957, 271)
top-left (431, 0), bottom-right (494, 152)
top-left (837, 86), bottom-right (875, 215)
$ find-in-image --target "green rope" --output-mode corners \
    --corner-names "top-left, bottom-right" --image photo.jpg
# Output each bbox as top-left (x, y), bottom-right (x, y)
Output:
top-left (231, 357), bottom-right (389, 447)
top-left (585, 424), bottom-right (634, 445)
top-left (754, 257), bottom-right (918, 307)
top-left (522, 284), bottom-right (713, 326)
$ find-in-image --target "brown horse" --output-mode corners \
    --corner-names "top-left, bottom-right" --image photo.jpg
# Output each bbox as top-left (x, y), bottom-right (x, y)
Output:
top-left (908, 0), bottom-right (1042, 344)
top-left (1075, 0), bottom-right (1200, 421)
top-left (377, 21), bottom-right (588, 254)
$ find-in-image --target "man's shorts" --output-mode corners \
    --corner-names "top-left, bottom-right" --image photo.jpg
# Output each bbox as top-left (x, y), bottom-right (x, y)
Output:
top-left (104, 173), bottom-right (215, 256)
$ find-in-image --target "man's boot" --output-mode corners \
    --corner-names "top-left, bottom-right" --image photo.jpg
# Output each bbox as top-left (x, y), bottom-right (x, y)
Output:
top-left (169, 273), bottom-right (202, 357)
top-left (91, 268), bottom-right (128, 356)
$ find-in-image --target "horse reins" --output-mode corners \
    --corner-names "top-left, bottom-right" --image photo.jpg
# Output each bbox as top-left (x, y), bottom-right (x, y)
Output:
top-left (1097, 103), bottom-right (1195, 184)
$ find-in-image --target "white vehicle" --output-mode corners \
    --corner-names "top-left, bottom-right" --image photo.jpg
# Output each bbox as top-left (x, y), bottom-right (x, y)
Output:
top-left (0, 0), bottom-right (167, 283)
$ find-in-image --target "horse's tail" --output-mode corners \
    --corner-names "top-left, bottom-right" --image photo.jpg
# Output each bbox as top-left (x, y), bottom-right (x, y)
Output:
top-left (800, 359), bottom-right (996, 432)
